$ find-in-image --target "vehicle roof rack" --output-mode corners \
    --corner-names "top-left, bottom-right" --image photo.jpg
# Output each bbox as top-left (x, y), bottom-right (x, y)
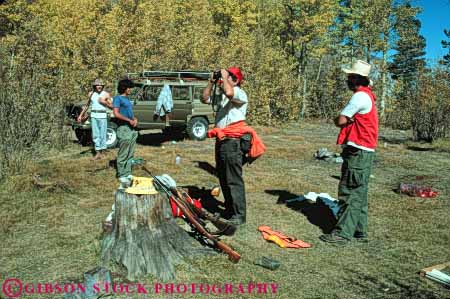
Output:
top-left (127, 70), bottom-right (210, 81)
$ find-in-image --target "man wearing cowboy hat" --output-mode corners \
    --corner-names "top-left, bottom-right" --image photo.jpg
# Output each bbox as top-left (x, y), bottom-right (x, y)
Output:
top-left (320, 60), bottom-right (378, 245)
top-left (202, 67), bottom-right (249, 226)
top-left (77, 79), bottom-right (112, 160)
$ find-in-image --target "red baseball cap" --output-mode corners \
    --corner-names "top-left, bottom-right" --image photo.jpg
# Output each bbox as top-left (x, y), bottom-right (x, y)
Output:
top-left (227, 67), bottom-right (244, 82)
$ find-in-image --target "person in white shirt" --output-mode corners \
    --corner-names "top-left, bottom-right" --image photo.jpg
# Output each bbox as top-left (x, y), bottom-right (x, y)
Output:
top-left (77, 79), bottom-right (112, 160)
top-left (320, 60), bottom-right (378, 245)
top-left (202, 67), bottom-right (248, 225)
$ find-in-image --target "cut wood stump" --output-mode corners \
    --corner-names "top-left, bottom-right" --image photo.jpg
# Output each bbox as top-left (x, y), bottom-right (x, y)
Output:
top-left (101, 190), bottom-right (210, 281)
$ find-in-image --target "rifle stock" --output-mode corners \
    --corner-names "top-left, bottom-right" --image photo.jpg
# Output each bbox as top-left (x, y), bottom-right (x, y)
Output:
top-left (171, 194), bottom-right (241, 263)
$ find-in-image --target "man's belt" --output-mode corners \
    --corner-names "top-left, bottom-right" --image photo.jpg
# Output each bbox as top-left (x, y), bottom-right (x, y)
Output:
top-left (91, 110), bottom-right (107, 113)
top-left (217, 137), bottom-right (240, 144)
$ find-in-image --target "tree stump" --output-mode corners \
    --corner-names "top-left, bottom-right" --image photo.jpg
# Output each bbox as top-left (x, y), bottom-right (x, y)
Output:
top-left (101, 190), bottom-right (209, 281)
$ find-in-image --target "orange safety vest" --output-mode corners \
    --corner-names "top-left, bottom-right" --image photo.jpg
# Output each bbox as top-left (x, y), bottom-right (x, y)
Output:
top-left (337, 86), bottom-right (378, 149)
top-left (258, 226), bottom-right (311, 248)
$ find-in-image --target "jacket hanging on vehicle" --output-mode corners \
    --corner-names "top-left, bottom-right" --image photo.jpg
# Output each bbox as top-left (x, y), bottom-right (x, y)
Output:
top-left (154, 84), bottom-right (173, 126)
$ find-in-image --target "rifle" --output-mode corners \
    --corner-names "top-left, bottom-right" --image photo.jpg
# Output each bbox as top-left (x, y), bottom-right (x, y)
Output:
top-left (142, 166), bottom-right (241, 263)
top-left (175, 188), bottom-right (236, 236)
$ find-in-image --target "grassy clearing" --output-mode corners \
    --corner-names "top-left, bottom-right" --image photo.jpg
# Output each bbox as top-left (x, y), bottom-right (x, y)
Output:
top-left (0, 122), bottom-right (449, 299)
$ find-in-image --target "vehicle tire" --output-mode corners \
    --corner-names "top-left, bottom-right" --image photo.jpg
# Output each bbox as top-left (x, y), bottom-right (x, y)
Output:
top-left (74, 128), bottom-right (92, 146)
top-left (106, 122), bottom-right (118, 149)
top-left (186, 117), bottom-right (208, 141)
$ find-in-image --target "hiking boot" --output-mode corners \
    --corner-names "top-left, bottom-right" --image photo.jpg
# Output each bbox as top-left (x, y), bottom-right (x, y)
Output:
top-left (354, 237), bottom-right (368, 243)
top-left (354, 232), bottom-right (368, 243)
top-left (319, 233), bottom-right (349, 245)
top-left (102, 220), bottom-right (113, 233)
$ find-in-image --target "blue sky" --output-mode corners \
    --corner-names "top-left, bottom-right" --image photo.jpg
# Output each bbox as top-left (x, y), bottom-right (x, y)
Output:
top-left (416, 0), bottom-right (450, 63)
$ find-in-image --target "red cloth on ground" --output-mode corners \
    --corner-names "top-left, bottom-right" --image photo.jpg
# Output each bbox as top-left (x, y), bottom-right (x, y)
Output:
top-left (207, 121), bottom-right (266, 158)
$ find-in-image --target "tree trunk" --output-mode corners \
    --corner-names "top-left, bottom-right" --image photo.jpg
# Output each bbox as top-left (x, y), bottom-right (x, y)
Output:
top-left (300, 64), bottom-right (308, 119)
top-left (101, 190), bottom-right (209, 281)
top-left (380, 51), bottom-right (387, 122)
top-left (379, 30), bottom-right (389, 122)
top-left (315, 56), bottom-right (323, 83)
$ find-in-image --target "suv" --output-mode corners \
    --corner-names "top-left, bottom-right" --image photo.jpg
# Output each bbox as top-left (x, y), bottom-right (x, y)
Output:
top-left (66, 71), bottom-right (216, 148)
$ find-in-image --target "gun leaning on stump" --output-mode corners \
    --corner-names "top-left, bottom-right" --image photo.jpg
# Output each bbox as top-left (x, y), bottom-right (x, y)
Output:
top-left (142, 166), bottom-right (241, 263)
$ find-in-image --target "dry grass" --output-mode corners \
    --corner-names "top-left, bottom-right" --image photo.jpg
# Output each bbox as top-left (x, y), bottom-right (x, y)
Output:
top-left (0, 123), bottom-right (449, 298)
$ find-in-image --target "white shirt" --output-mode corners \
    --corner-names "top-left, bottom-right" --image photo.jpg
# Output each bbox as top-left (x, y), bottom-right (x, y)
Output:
top-left (341, 91), bottom-right (372, 117)
top-left (90, 91), bottom-right (109, 118)
top-left (340, 91), bottom-right (375, 152)
top-left (213, 86), bottom-right (248, 129)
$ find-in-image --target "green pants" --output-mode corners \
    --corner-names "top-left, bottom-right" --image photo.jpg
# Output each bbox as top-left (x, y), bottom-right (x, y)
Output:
top-left (116, 125), bottom-right (138, 178)
top-left (334, 146), bottom-right (374, 240)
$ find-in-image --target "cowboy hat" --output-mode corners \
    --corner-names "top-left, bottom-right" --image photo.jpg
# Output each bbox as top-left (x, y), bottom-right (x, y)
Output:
top-left (92, 79), bottom-right (105, 86)
top-left (342, 60), bottom-right (371, 77)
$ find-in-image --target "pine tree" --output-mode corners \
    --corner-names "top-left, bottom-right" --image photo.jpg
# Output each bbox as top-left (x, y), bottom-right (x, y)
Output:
top-left (387, 1), bottom-right (426, 129)
top-left (389, 1), bottom-right (426, 80)
top-left (441, 29), bottom-right (450, 68)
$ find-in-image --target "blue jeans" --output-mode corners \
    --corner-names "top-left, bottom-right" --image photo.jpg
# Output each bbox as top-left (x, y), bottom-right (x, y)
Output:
top-left (91, 117), bottom-right (107, 151)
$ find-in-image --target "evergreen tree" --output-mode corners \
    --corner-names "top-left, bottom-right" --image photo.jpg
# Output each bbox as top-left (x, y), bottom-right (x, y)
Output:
top-left (386, 1), bottom-right (426, 129)
top-left (441, 29), bottom-right (450, 68)
top-left (389, 1), bottom-right (426, 80)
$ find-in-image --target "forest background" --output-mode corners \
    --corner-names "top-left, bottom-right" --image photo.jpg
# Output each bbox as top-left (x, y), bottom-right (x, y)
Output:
top-left (0, 0), bottom-right (449, 180)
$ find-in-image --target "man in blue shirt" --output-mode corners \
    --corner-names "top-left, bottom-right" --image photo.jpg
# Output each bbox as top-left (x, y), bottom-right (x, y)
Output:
top-left (112, 79), bottom-right (138, 188)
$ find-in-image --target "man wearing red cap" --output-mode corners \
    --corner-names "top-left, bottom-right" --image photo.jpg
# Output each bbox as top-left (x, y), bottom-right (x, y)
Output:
top-left (202, 67), bottom-right (248, 225)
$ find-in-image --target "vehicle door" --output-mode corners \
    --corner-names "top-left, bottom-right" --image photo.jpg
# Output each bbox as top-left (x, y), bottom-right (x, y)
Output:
top-left (192, 85), bottom-right (216, 124)
top-left (132, 84), bottom-right (162, 129)
top-left (170, 85), bottom-right (191, 125)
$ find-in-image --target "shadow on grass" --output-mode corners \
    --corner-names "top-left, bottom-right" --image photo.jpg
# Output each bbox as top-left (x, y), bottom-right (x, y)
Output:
top-left (183, 185), bottom-right (225, 216)
top-left (406, 146), bottom-right (434, 152)
top-left (265, 189), bottom-right (298, 204)
top-left (193, 161), bottom-right (217, 177)
top-left (343, 267), bottom-right (445, 299)
top-left (137, 130), bottom-right (186, 147)
top-left (108, 159), bottom-right (117, 170)
top-left (79, 148), bottom-right (95, 156)
top-left (265, 189), bottom-right (336, 234)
